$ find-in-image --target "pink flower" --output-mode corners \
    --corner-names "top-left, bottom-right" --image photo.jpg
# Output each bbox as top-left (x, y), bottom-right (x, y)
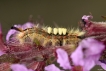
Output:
top-left (11, 64), bottom-right (34, 71)
top-left (82, 15), bottom-right (93, 20)
top-left (45, 64), bottom-right (63, 71)
top-left (81, 15), bottom-right (93, 28)
top-left (71, 38), bottom-right (106, 71)
top-left (21, 22), bottom-right (34, 30)
top-left (45, 38), bottom-right (106, 71)
top-left (6, 24), bottom-right (21, 41)
top-left (45, 48), bottom-right (71, 71)
top-left (6, 22), bottom-right (34, 41)
top-left (56, 48), bottom-right (71, 69)
top-left (0, 50), bottom-right (5, 56)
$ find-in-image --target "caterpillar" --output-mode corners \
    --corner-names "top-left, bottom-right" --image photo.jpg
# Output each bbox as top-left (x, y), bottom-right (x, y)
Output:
top-left (9, 24), bottom-right (85, 48)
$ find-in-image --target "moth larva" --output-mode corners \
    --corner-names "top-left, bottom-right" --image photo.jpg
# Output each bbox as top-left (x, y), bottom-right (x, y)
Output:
top-left (9, 25), bottom-right (85, 47)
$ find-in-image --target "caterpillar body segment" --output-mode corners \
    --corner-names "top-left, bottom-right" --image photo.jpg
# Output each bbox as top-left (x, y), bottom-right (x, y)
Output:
top-left (11, 25), bottom-right (85, 47)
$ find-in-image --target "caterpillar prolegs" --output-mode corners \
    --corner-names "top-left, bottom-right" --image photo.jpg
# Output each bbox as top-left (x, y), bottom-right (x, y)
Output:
top-left (9, 23), bottom-right (85, 48)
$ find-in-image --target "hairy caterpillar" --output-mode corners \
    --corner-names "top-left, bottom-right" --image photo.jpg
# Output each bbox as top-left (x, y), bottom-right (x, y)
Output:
top-left (1, 15), bottom-right (106, 71)
top-left (10, 24), bottom-right (85, 48)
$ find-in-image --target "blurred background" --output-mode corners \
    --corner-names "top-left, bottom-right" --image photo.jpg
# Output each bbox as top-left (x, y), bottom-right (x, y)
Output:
top-left (0, 0), bottom-right (106, 71)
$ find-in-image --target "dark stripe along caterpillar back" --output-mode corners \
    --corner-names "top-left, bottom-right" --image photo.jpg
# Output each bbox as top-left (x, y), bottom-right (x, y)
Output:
top-left (10, 25), bottom-right (85, 47)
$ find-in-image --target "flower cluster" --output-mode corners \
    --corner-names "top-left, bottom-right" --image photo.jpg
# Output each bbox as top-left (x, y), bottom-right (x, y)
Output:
top-left (45, 38), bottom-right (106, 71)
top-left (0, 15), bottom-right (106, 71)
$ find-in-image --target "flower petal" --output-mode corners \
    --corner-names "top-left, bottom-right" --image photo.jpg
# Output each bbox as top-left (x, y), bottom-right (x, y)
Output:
top-left (14, 24), bottom-right (22, 28)
top-left (6, 24), bottom-right (21, 41)
top-left (71, 48), bottom-right (100, 71)
top-left (81, 38), bottom-right (105, 56)
top-left (22, 22), bottom-right (34, 30)
top-left (82, 15), bottom-right (93, 20)
top-left (56, 48), bottom-right (71, 69)
top-left (45, 64), bottom-right (63, 71)
top-left (6, 29), bottom-right (16, 41)
top-left (71, 38), bottom-right (105, 71)
top-left (11, 64), bottom-right (34, 71)
top-left (82, 56), bottom-right (96, 71)
top-left (96, 61), bottom-right (106, 70)
top-left (71, 45), bottom-right (84, 65)
top-left (0, 50), bottom-right (5, 56)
